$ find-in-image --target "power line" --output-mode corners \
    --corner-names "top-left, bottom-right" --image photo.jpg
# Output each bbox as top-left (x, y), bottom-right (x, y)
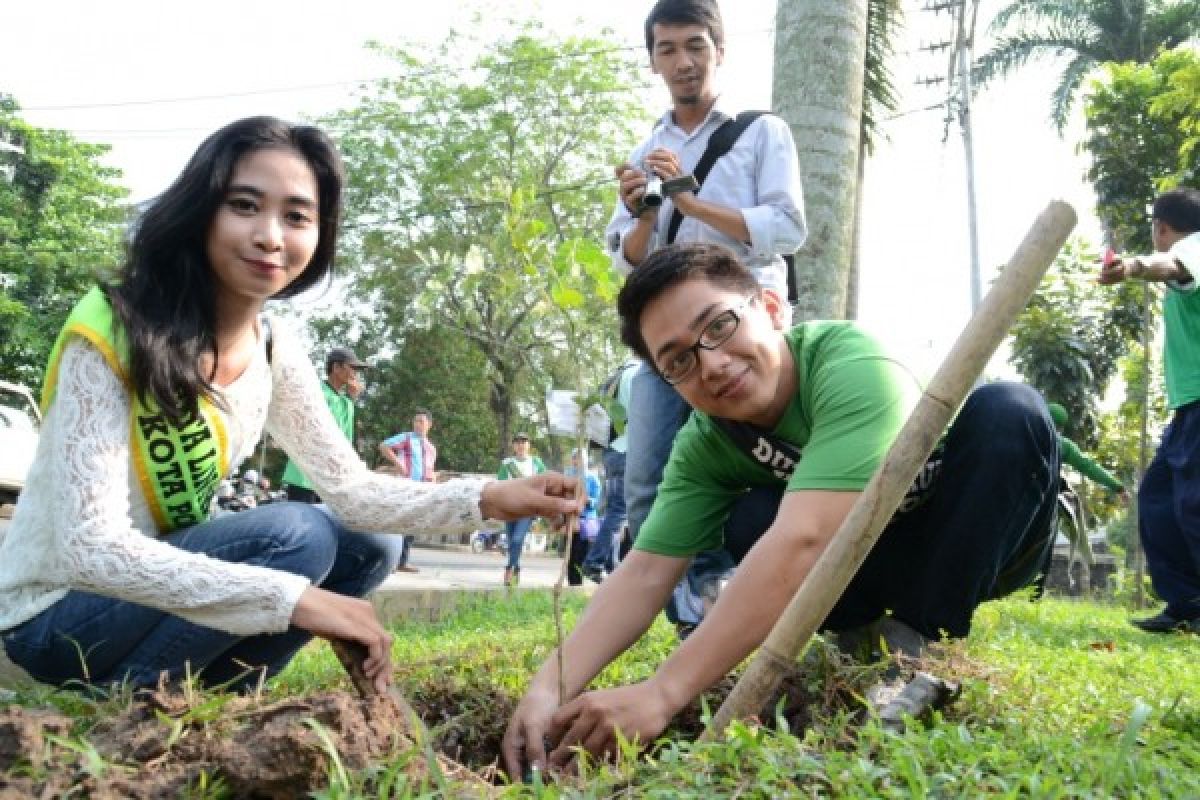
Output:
top-left (17, 25), bottom-right (776, 114)
top-left (19, 43), bottom-right (645, 112)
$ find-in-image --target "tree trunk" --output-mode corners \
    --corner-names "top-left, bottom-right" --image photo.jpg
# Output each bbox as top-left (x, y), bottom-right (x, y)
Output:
top-left (772, 0), bottom-right (869, 322)
top-left (489, 378), bottom-right (514, 463)
top-left (845, 143), bottom-right (866, 320)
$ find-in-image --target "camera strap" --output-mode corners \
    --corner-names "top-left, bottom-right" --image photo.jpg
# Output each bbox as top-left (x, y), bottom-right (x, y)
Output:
top-left (666, 111), bottom-right (798, 305)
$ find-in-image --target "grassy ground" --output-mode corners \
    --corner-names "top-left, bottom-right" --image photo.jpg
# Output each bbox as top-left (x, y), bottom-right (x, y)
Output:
top-left (285, 590), bottom-right (1200, 797)
top-left (4, 590), bottom-right (1200, 797)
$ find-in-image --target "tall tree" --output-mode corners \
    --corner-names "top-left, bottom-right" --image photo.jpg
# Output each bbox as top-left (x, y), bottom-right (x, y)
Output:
top-left (973, 0), bottom-right (1200, 131)
top-left (772, 0), bottom-right (871, 321)
top-left (1008, 238), bottom-right (1145, 447)
top-left (320, 23), bottom-right (641, 458)
top-left (1082, 48), bottom-right (1200, 251)
top-left (847, 0), bottom-right (904, 318)
top-left (0, 98), bottom-right (128, 387)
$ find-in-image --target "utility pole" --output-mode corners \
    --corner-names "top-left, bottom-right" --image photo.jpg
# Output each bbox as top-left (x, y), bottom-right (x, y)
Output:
top-left (917, 0), bottom-right (983, 313)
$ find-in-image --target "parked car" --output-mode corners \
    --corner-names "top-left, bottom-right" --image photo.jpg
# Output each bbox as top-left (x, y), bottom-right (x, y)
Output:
top-left (0, 380), bottom-right (41, 505)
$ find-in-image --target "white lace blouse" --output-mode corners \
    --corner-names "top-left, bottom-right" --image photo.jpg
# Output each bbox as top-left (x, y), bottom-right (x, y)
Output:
top-left (0, 318), bottom-right (488, 640)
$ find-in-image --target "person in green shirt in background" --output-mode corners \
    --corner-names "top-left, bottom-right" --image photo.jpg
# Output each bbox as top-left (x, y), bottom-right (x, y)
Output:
top-left (1045, 403), bottom-right (1128, 498)
top-left (1041, 402), bottom-right (1127, 591)
top-left (282, 346), bottom-right (368, 503)
top-left (497, 433), bottom-right (547, 586)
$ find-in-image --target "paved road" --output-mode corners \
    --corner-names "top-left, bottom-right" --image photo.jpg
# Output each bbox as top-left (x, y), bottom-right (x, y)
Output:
top-left (384, 545), bottom-right (567, 590)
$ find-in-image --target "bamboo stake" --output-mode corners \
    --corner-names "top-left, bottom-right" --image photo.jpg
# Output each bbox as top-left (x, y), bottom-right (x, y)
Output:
top-left (704, 201), bottom-right (1077, 738)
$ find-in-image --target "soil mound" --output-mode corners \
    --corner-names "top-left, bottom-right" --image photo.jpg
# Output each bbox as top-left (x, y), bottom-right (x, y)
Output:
top-left (0, 686), bottom-right (491, 798)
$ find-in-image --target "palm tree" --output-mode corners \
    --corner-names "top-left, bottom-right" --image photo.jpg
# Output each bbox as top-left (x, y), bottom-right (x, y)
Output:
top-left (974, 0), bottom-right (1200, 131)
top-left (772, 0), bottom-right (903, 321)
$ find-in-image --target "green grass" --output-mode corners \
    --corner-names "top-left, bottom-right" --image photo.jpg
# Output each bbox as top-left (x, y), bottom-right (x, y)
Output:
top-left (289, 591), bottom-right (1200, 797)
top-left (4, 591), bottom-right (1200, 797)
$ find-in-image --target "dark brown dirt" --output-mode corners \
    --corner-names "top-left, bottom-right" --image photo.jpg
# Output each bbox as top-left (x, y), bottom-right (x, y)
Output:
top-left (0, 685), bottom-right (492, 799)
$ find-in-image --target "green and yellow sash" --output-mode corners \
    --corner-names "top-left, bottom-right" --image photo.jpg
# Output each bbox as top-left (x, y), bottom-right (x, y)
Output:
top-left (42, 288), bottom-right (230, 534)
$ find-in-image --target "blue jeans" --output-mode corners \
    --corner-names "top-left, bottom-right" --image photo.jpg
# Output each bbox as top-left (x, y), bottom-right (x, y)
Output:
top-left (583, 448), bottom-right (626, 572)
top-left (685, 382), bottom-right (1060, 639)
top-left (1138, 401), bottom-right (1200, 620)
top-left (625, 364), bottom-right (690, 542)
top-left (505, 517), bottom-right (534, 572)
top-left (1, 502), bottom-right (402, 692)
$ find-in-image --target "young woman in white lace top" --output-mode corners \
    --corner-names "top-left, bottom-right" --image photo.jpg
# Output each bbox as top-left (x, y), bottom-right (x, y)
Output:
top-left (0, 117), bottom-right (580, 693)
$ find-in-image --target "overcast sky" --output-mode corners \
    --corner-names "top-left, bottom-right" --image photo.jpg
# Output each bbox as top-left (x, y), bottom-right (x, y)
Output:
top-left (1, 0), bottom-right (1102, 379)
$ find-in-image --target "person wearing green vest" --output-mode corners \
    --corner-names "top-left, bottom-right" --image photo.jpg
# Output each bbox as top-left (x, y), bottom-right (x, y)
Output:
top-left (497, 433), bottom-right (547, 586)
top-left (0, 117), bottom-right (583, 695)
top-left (503, 242), bottom-right (1060, 772)
top-left (282, 346), bottom-right (369, 503)
top-left (1099, 187), bottom-right (1200, 633)
top-left (1044, 403), bottom-right (1128, 498)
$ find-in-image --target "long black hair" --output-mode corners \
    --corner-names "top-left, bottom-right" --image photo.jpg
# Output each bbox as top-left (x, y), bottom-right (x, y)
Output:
top-left (107, 116), bottom-right (344, 425)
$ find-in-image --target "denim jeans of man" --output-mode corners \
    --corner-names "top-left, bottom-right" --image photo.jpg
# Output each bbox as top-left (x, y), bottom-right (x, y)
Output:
top-left (1, 502), bottom-right (402, 692)
top-left (683, 382), bottom-right (1060, 639)
top-left (505, 517), bottom-right (534, 572)
top-left (583, 448), bottom-right (627, 573)
top-left (1138, 400), bottom-right (1200, 621)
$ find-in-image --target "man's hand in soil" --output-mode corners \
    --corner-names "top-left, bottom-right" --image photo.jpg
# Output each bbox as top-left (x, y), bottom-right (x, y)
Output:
top-left (501, 685), bottom-right (559, 778)
top-left (479, 473), bottom-right (584, 523)
top-left (291, 587), bottom-right (394, 693)
top-left (545, 681), bottom-right (675, 766)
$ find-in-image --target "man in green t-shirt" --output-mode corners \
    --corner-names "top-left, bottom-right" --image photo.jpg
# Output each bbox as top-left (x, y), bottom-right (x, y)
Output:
top-left (281, 346), bottom-right (367, 502)
top-left (503, 242), bottom-right (1061, 773)
top-left (1099, 187), bottom-right (1200, 633)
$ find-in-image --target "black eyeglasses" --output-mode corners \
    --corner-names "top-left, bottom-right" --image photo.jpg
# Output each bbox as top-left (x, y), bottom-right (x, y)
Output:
top-left (657, 298), bottom-right (753, 385)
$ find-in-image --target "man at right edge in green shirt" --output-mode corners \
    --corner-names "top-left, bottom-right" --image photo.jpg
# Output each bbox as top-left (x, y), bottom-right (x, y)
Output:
top-left (1099, 187), bottom-right (1200, 633)
top-left (503, 242), bottom-right (1061, 773)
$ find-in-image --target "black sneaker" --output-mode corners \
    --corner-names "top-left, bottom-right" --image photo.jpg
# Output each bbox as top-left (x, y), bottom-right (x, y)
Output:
top-left (831, 616), bottom-right (930, 662)
top-left (581, 565), bottom-right (605, 583)
top-left (1132, 610), bottom-right (1200, 633)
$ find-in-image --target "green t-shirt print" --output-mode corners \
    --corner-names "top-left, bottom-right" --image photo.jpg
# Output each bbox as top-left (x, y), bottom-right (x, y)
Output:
top-left (634, 321), bottom-right (921, 558)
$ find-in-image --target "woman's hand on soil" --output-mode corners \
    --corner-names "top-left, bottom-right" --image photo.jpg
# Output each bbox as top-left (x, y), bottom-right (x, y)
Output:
top-left (545, 681), bottom-right (673, 766)
top-left (502, 687), bottom-right (560, 778)
top-left (479, 473), bottom-right (584, 522)
top-left (291, 587), bottom-right (393, 692)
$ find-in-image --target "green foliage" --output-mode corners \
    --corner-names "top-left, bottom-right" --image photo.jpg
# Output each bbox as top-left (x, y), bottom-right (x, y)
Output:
top-left (359, 326), bottom-right (500, 473)
top-left (973, 0), bottom-right (1200, 131)
top-left (317, 19), bottom-right (643, 459)
top-left (862, 0), bottom-right (905, 155)
top-left (0, 98), bottom-right (129, 387)
top-left (1149, 53), bottom-right (1200, 174)
top-left (1083, 48), bottom-right (1200, 253)
top-left (1009, 237), bottom-right (1145, 447)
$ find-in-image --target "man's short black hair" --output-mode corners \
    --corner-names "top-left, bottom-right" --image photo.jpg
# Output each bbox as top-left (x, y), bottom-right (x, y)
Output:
top-left (644, 0), bottom-right (724, 53)
top-left (617, 242), bottom-right (760, 363)
top-left (413, 408), bottom-right (432, 421)
top-left (1152, 188), bottom-right (1200, 235)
